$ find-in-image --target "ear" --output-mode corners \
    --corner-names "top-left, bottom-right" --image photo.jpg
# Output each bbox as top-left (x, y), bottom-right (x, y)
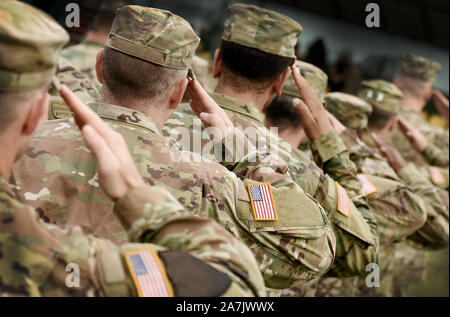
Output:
top-left (273, 68), bottom-right (291, 96)
top-left (424, 84), bottom-right (433, 102)
top-left (96, 48), bottom-right (104, 84)
top-left (169, 77), bottom-right (189, 110)
top-left (212, 49), bottom-right (222, 79)
top-left (22, 92), bottom-right (48, 136)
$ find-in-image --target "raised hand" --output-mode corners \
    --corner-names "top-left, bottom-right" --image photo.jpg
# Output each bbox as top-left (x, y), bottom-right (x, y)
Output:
top-left (370, 132), bottom-right (407, 172)
top-left (59, 85), bottom-right (145, 200)
top-left (396, 116), bottom-right (428, 152)
top-left (186, 78), bottom-right (234, 140)
top-left (290, 66), bottom-right (334, 140)
top-left (432, 90), bottom-right (449, 123)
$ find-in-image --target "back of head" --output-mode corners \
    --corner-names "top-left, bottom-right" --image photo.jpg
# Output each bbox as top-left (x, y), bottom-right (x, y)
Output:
top-left (357, 79), bottom-right (403, 130)
top-left (219, 4), bottom-right (302, 93)
top-left (395, 53), bottom-right (440, 100)
top-left (0, 0), bottom-right (69, 131)
top-left (264, 94), bottom-right (302, 132)
top-left (324, 92), bottom-right (372, 130)
top-left (102, 5), bottom-right (199, 103)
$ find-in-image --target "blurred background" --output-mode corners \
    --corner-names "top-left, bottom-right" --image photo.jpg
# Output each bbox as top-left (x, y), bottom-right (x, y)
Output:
top-left (26, 0), bottom-right (449, 296)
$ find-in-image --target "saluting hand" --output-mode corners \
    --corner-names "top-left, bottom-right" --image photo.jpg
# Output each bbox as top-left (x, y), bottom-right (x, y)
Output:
top-left (186, 78), bottom-right (234, 141)
top-left (290, 65), bottom-right (334, 140)
top-left (396, 116), bottom-right (428, 152)
top-left (370, 132), bottom-right (407, 172)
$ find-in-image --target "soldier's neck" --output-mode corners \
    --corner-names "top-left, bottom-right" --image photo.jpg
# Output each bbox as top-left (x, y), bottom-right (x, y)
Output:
top-left (215, 82), bottom-right (269, 113)
top-left (100, 93), bottom-right (166, 128)
top-left (400, 96), bottom-right (424, 113)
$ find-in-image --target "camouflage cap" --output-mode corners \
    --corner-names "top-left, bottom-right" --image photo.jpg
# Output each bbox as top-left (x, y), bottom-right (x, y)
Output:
top-left (0, 0), bottom-right (69, 92)
top-left (357, 80), bottom-right (403, 114)
top-left (222, 3), bottom-right (302, 60)
top-left (105, 5), bottom-right (200, 70)
top-left (400, 53), bottom-right (441, 83)
top-left (282, 60), bottom-right (328, 101)
top-left (324, 92), bottom-right (373, 130)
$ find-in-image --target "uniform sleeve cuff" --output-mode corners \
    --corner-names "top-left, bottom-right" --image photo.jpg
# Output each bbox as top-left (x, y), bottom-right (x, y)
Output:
top-left (312, 131), bottom-right (348, 163)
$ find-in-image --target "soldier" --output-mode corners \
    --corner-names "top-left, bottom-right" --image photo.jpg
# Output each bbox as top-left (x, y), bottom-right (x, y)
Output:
top-left (265, 63), bottom-right (429, 297)
top-left (0, 1), bottom-right (265, 297)
top-left (324, 91), bottom-right (449, 296)
top-left (390, 53), bottom-right (449, 167)
top-left (13, 5), bottom-right (337, 294)
top-left (357, 79), bottom-right (449, 296)
top-left (165, 4), bottom-right (379, 284)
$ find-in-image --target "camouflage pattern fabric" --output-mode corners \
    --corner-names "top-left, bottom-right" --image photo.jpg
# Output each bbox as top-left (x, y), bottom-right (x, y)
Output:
top-left (1, 174), bottom-right (265, 296)
top-left (324, 92), bottom-right (373, 131)
top-left (222, 3), bottom-right (302, 60)
top-left (13, 102), bottom-right (337, 292)
top-left (60, 40), bottom-right (104, 92)
top-left (47, 59), bottom-right (100, 120)
top-left (105, 5), bottom-right (200, 70)
top-left (165, 92), bottom-right (379, 279)
top-left (358, 80), bottom-right (403, 114)
top-left (0, 0), bottom-right (69, 92)
top-left (400, 53), bottom-right (441, 84)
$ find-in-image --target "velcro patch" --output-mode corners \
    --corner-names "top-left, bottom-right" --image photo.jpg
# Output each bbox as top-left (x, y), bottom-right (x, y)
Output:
top-left (357, 174), bottom-right (378, 196)
top-left (124, 249), bottom-right (173, 297)
top-left (247, 183), bottom-right (278, 221)
top-left (336, 182), bottom-right (350, 217)
top-left (429, 166), bottom-right (446, 185)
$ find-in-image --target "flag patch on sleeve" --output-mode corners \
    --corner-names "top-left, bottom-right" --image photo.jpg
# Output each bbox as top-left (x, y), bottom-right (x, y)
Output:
top-left (336, 182), bottom-right (350, 217)
top-left (124, 249), bottom-right (174, 297)
top-left (247, 183), bottom-right (278, 221)
top-left (357, 174), bottom-right (378, 196)
top-left (429, 166), bottom-right (446, 185)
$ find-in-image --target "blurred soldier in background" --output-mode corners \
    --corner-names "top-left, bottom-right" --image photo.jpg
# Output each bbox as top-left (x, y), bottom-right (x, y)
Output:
top-left (357, 79), bottom-right (449, 297)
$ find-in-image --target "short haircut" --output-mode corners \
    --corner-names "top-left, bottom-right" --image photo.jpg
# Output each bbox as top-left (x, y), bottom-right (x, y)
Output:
top-left (395, 75), bottom-right (432, 99)
top-left (219, 40), bottom-right (292, 93)
top-left (368, 107), bottom-right (395, 130)
top-left (264, 94), bottom-right (302, 132)
top-left (102, 47), bottom-right (187, 102)
top-left (0, 90), bottom-right (39, 133)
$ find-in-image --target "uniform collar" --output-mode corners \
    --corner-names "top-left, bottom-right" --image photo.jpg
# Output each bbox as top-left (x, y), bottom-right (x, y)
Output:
top-left (209, 92), bottom-right (265, 124)
top-left (88, 102), bottom-right (162, 135)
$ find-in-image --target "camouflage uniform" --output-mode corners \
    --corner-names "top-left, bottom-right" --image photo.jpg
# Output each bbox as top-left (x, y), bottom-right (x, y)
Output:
top-left (13, 5), bottom-right (337, 293)
top-left (60, 40), bottom-right (103, 92)
top-left (357, 79), bottom-right (449, 296)
top-left (0, 1), bottom-right (265, 297)
top-left (165, 4), bottom-right (379, 282)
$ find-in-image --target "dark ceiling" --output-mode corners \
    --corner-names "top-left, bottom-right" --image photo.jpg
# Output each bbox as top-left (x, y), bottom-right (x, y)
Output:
top-left (272, 0), bottom-right (449, 47)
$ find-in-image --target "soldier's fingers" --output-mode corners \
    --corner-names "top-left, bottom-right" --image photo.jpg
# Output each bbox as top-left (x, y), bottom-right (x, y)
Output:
top-left (290, 66), bottom-right (319, 111)
top-left (81, 124), bottom-right (117, 172)
top-left (370, 132), bottom-right (384, 149)
top-left (60, 85), bottom-right (104, 130)
top-left (292, 98), bottom-right (316, 128)
top-left (188, 79), bottom-right (216, 113)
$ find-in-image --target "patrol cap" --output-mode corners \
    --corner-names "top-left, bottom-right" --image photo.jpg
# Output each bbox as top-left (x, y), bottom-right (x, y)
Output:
top-left (0, 0), bottom-right (69, 92)
top-left (222, 3), bottom-right (302, 61)
top-left (324, 92), bottom-right (373, 130)
top-left (105, 5), bottom-right (200, 73)
top-left (400, 53), bottom-right (441, 83)
top-left (282, 60), bottom-right (328, 101)
top-left (357, 79), bottom-right (403, 114)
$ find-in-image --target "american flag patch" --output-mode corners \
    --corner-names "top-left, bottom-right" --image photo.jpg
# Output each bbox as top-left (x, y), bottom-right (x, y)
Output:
top-left (429, 166), bottom-right (446, 185)
top-left (357, 174), bottom-right (378, 196)
top-left (336, 182), bottom-right (350, 217)
top-left (247, 184), bottom-right (278, 221)
top-left (124, 249), bottom-right (173, 297)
